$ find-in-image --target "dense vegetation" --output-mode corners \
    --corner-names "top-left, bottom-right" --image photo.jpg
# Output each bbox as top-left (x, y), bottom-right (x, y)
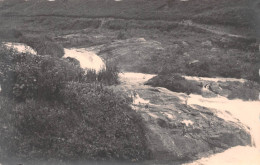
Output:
top-left (0, 0), bottom-right (259, 163)
top-left (0, 0), bottom-right (254, 27)
top-left (19, 34), bottom-right (65, 58)
top-left (0, 46), bottom-right (149, 162)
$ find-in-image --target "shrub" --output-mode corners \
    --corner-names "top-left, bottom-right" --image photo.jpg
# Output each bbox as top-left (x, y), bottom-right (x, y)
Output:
top-left (226, 81), bottom-right (260, 101)
top-left (185, 61), bottom-right (210, 77)
top-left (0, 29), bottom-right (22, 41)
top-left (0, 47), bottom-right (84, 101)
top-left (145, 74), bottom-right (202, 95)
top-left (116, 31), bottom-right (128, 40)
top-left (84, 62), bottom-right (120, 85)
top-left (216, 58), bottom-right (242, 78)
top-left (0, 46), bottom-right (148, 161)
top-left (103, 20), bottom-right (128, 30)
top-left (0, 83), bottom-right (149, 161)
top-left (59, 82), bottom-right (148, 160)
top-left (0, 96), bottom-right (16, 161)
top-left (20, 35), bottom-right (65, 58)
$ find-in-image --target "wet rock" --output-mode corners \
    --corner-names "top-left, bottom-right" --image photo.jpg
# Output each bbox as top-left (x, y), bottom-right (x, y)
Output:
top-left (121, 79), bottom-right (252, 161)
top-left (209, 82), bottom-right (222, 94)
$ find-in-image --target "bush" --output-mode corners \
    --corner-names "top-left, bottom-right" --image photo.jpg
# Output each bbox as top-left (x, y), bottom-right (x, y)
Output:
top-left (0, 96), bottom-right (16, 161)
top-left (84, 62), bottom-right (120, 85)
top-left (0, 82), bottom-right (149, 161)
top-left (116, 31), bottom-right (128, 40)
top-left (0, 29), bottom-right (22, 41)
top-left (20, 35), bottom-right (65, 58)
top-left (226, 81), bottom-right (260, 101)
top-left (145, 74), bottom-right (202, 95)
top-left (0, 46), bottom-right (148, 161)
top-left (0, 47), bottom-right (84, 101)
top-left (185, 61), bottom-right (210, 77)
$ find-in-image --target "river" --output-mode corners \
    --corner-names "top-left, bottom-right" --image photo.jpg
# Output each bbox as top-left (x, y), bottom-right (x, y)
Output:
top-left (69, 47), bottom-right (260, 165)
top-left (2, 43), bottom-right (260, 164)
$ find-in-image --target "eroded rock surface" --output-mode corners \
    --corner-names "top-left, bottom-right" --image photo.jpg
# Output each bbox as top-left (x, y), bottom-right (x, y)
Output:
top-left (117, 73), bottom-right (252, 161)
top-left (88, 38), bottom-right (164, 72)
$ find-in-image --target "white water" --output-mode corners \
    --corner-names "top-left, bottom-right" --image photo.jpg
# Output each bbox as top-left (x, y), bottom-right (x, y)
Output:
top-left (2, 42), bottom-right (37, 55)
top-left (184, 76), bottom-right (246, 83)
top-left (2, 43), bottom-right (259, 164)
top-left (119, 72), bottom-right (260, 165)
top-left (186, 94), bottom-right (260, 165)
top-left (1, 43), bottom-right (105, 73)
top-left (64, 48), bottom-right (105, 72)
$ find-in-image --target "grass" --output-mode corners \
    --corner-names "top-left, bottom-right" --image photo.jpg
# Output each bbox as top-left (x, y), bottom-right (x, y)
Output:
top-left (0, 47), bottom-right (149, 162)
top-left (223, 81), bottom-right (260, 101)
top-left (0, 0), bottom-right (252, 25)
top-left (19, 34), bottom-right (65, 58)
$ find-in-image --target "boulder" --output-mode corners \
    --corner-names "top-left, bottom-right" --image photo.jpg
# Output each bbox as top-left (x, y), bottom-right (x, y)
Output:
top-left (119, 76), bottom-right (252, 161)
top-left (139, 101), bottom-right (251, 161)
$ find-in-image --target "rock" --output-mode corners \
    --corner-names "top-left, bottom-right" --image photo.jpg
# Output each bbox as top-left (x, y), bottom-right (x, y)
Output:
top-left (209, 82), bottom-right (222, 94)
top-left (211, 47), bottom-right (219, 52)
top-left (201, 40), bottom-right (213, 47)
top-left (182, 41), bottom-right (189, 47)
top-left (119, 76), bottom-right (252, 162)
top-left (89, 38), bottom-right (164, 72)
top-left (141, 101), bottom-right (251, 161)
top-left (189, 60), bottom-right (199, 65)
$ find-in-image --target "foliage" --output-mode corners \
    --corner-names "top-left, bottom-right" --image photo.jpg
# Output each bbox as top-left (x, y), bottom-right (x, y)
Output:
top-left (223, 81), bottom-right (260, 101)
top-left (20, 34), bottom-right (65, 58)
top-left (84, 62), bottom-right (120, 85)
top-left (0, 82), bottom-right (149, 161)
top-left (0, 29), bottom-right (22, 41)
top-left (116, 31), bottom-right (128, 40)
top-left (193, 7), bottom-right (255, 27)
top-left (0, 46), bottom-right (84, 101)
top-left (0, 46), bottom-right (148, 161)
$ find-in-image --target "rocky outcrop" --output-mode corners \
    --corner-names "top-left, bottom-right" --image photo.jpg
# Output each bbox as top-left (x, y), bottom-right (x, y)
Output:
top-left (118, 73), bottom-right (252, 161)
top-left (184, 76), bottom-right (260, 100)
top-left (89, 38), bottom-right (164, 72)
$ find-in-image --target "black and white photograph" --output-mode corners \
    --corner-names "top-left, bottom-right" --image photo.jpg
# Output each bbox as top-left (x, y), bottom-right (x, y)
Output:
top-left (0, 0), bottom-right (259, 164)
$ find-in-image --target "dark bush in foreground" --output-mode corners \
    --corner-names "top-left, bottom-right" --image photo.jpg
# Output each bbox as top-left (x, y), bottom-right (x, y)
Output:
top-left (20, 35), bottom-right (65, 58)
top-left (0, 83), bottom-right (149, 161)
top-left (0, 47), bottom-right (148, 161)
top-left (0, 46), bottom-right (84, 101)
top-left (145, 74), bottom-right (202, 95)
top-left (84, 62), bottom-right (120, 85)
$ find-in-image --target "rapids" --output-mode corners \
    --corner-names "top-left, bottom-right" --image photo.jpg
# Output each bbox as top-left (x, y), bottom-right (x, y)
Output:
top-left (1, 43), bottom-right (259, 164)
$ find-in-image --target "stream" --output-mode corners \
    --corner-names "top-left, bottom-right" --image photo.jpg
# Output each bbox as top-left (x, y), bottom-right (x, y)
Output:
top-left (66, 47), bottom-right (260, 165)
top-left (2, 43), bottom-right (260, 164)
top-left (64, 46), bottom-right (260, 164)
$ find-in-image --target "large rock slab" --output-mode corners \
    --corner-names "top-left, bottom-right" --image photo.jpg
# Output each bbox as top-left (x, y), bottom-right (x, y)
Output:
top-left (89, 38), bottom-right (164, 72)
top-left (118, 73), bottom-right (252, 161)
